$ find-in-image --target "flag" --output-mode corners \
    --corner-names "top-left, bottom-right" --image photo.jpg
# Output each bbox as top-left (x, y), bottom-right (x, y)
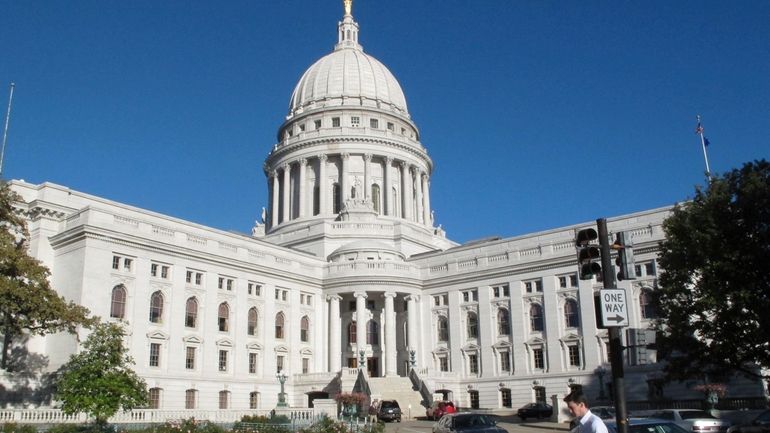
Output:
top-left (703, 137), bottom-right (710, 147)
top-left (695, 123), bottom-right (704, 135)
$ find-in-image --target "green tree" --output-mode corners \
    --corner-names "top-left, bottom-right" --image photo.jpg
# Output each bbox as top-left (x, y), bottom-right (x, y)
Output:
top-left (656, 160), bottom-right (770, 389)
top-left (0, 181), bottom-right (93, 369)
top-left (56, 321), bottom-right (148, 426)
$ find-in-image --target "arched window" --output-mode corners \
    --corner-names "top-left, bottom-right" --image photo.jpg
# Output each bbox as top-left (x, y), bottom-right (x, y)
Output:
top-left (185, 297), bottom-right (198, 328)
top-left (467, 312), bottom-right (478, 339)
top-left (149, 291), bottom-right (164, 323)
top-left (640, 290), bottom-right (656, 319)
top-left (564, 299), bottom-right (579, 328)
top-left (392, 186), bottom-right (400, 217)
top-left (148, 387), bottom-right (161, 409)
top-left (185, 389), bottom-right (197, 409)
top-left (219, 390), bottom-right (230, 409)
top-left (348, 321), bottom-right (357, 345)
top-left (218, 303), bottom-right (229, 332)
top-left (332, 183), bottom-right (341, 213)
top-left (110, 285), bottom-right (126, 319)
top-left (372, 184), bottom-right (381, 213)
top-left (367, 320), bottom-right (379, 345)
top-left (248, 307), bottom-right (258, 336)
top-left (498, 308), bottom-right (511, 335)
top-left (275, 312), bottom-right (285, 339)
top-left (530, 304), bottom-right (544, 332)
top-left (437, 316), bottom-right (449, 342)
top-left (300, 316), bottom-right (310, 342)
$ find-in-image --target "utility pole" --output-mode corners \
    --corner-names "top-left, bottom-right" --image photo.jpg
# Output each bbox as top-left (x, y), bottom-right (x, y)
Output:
top-left (597, 218), bottom-right (629, 433)
top-left (0, 82), bottom-right (15, 178)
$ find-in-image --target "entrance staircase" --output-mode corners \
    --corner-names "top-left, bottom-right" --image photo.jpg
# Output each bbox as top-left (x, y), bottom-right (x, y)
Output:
top-left (367, 377), bottom-right (426, 418)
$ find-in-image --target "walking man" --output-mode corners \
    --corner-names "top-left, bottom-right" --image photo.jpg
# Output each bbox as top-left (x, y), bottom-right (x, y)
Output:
top-left (564, 391), bottom-right (609, 433)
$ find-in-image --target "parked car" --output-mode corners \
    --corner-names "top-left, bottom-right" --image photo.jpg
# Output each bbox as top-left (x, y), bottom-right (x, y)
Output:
top-left (726, 410), bottom-right (770, 433)
top-left (517, 402), bottom-right (554, 420)
top-left (606, 418), bottom-right (693, 433)
top-left (433, 413), bottom-right (506, 433)
top-left (651, 409), bottom-right (732, 433)
top-left (377, 399), bottom-right (402, 422)
top-left (427, 401), bottom-right (450, 421)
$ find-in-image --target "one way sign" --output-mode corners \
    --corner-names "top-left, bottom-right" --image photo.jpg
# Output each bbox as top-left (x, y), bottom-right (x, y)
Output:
top-left (600, 289), bottom-right (629, 327)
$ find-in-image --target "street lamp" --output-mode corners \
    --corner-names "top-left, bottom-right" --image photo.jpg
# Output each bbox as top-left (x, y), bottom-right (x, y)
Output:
top-left (276, 370), bottom-right (288, 408)
top-left (595, 366), bottom-right (607, 401)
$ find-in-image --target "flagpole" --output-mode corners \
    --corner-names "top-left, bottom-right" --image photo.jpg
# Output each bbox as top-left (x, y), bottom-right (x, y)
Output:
top-left (696, 114), bottom-right (711, 180)
top-left (0, 82), bottom-right (15, 179)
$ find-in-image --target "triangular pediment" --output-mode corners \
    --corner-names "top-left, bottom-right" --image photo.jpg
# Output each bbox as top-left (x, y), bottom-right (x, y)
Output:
top-left (183, 335), bottom-right (203, 344)
top-left (147, 330), bottom-right (169, 340)
top-left (216, 338), bottom-right (233, 347)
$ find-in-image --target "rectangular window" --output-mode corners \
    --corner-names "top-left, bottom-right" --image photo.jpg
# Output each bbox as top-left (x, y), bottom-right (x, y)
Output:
top-left (439, 356), bottom-right (449, 372)
top-left (302, 357), bottom-right (309, 374)
top-left (351, 116), bottom-right (360, 127)
top-left (161, 266), bottom-right (169, 279)
top-left (185, 390), bottom-right (196, 409)
top-left (570, 274), bottom-right (578, 287)
top-left (250, 392), bottom-right (259, 409)
top-left (387, 122), bottom-right (394, 131)
top-left (469, 354), bottom-right (478, 374)
top-left (219, 350), bottom-right (228, 372)
top-left (282, 290), bottom-right (287, 301)
top-left (469, 390), bottom-right (479, 409)
top-left (149, 343), bottom-right (160, 367)
top-left (148, 388), bottom-right (160, 409)
top-left (150, 263), bottom-right (158, 277)
top-left (370, 118), bottom-right (378, 129)
top-left (525, 282), bottom-right (532, 293)
top-left (559, 276), bottom-right (567, 288)
top-left (535, 387), bottom-right (546, 403)
top-left (533, 348), bottom-right (544, 369)
top-left (503, 285), bottom-right (510, 297)
top-left (248, 282), bottom-right (261, 296)
top-left (112, 256), bottom-right (120, 270)
top-left (219, 391), bottom-right (229, 409)
top-left (299, 123), bottom-right (305, 132)
top-left (535, 280), bottom-right (543, 292)
top-left (123, 258), bottom-right (132, 271)
top-left (306, 295), bottom-right (312, 305)
top-left (442, 294), bottom-right (449, 305)
top-left (463, 292), bottom-right (469, 302)
top-left (314, 119), bottom-right (322, 129)
top-left (645, 262), bottom-right (656, 276)
top-left (635, 264), bottom-right (643, 277)
top-left (501, 352), bottom-right (511, 372)
top-left (332, 117), bottom-right (340, 127)
top-left (195, 272), bottom-right (202, 285)
top-left (185, 347), bottom-right (196, 370)
top-left (493, 287), bottom-right (500, 297)
top-left (434, 296), bottom-right (440, 306)
top-left (218, 277), bottom-right (224, 289)
top-left (249, 353), bottom-right (258, 374)
top-left (472, 290), bottom-right (478, 301)
top-left (275, 289), bottom-right (280, 300)
top-left (186, 271), bottom-right (193, 284)
top-left (276, 355), bottom-right (285, 373)
top-left (569, 345), bottom-right (581, 366)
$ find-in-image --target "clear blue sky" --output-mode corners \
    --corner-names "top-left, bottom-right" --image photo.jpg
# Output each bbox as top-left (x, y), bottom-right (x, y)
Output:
top-left (1, 1), bottom-right (768, 244)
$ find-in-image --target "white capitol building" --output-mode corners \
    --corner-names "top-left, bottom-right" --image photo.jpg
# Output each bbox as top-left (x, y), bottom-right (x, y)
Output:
top-left (7, 0), bottom-right (765, 416)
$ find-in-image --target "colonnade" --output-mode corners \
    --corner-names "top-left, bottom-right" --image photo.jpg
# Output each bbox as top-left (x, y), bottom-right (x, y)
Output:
top-left (268, 153), bottom-right (432, 229)
top-left (326, 292), bottom-right (419, 377)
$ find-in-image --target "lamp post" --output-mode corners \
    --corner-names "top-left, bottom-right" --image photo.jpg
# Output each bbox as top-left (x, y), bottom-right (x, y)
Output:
top-left (596, 366), bottom-right (607, 401)
top-left (276, 370), bottom-right (288, 408)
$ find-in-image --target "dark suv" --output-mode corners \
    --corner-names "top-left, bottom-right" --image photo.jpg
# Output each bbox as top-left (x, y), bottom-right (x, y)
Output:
top-left (377, 400), bottom-right (402, 422)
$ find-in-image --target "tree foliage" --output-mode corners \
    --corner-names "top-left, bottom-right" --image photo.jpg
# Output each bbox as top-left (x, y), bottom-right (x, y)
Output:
top-left (56, 321), bottom-right (148, 425)
top-left (656, 160), bottom-right (770, 386)
top-left (0, 182), bottom-right (93, 369)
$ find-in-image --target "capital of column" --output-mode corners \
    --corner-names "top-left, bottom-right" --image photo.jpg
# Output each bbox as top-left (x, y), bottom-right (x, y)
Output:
top-left (282, 162), bottom-right (291, 171)
top-left (318, 154), bottom-right (328, 162)
top-left (326, 294), bottom-right (342, 302)
top-left (386, 156), bottom-right (394, 164)
top-left (364, 153), bottom-right (373, 162)
top-left (341, 153), bottom-right (350, 161)
top-left (299, 158), bottom-right (308, 166)
top-left (353, 291), bottom-right (368, 299)
top-left (383, 291), bottom-right (397, 299)
top-left (270, 170), bottom-right (279, 179)
top-left (404, 294), bottom-right (420, 303)
top-left (399, 161), bottom-right (409, 169)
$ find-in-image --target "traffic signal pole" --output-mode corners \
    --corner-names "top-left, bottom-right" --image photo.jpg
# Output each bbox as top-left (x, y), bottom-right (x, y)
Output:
top-left (597, 218), bottom-right (629, 433)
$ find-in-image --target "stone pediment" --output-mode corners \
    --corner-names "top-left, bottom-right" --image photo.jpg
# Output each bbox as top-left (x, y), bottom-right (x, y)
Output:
top-left (147, 330), bottom-right (169, 340)
top-left (183, 335), bottom-right (203, 344)
top-left (216, 338), bottom-right (233, 347)
top-left (246, 342), bottom-right (262, 351)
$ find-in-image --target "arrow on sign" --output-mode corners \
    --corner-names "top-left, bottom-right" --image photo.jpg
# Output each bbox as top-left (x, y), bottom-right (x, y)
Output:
top-left (606, 315), bottom-right (625, 323)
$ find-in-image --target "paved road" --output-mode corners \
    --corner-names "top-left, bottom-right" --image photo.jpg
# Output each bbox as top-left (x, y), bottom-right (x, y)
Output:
top-left (382, 418), bottom-right (569, 433)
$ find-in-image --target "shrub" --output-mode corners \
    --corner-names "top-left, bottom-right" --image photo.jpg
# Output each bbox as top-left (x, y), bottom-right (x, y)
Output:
top-left (1, 423), bottom-right (37, 433)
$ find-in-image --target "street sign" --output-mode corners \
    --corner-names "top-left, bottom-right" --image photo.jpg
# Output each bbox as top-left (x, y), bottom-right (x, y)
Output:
top-left (599, 288), bottom-right (629, 327)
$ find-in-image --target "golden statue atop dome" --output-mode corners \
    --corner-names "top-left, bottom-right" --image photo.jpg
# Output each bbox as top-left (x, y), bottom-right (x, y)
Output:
top-left (343, 0), bottom-right (352, 16)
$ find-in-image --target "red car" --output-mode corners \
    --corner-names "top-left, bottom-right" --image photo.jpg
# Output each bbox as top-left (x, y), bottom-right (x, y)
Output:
top-left (427, 401), bottom-right (450, 421)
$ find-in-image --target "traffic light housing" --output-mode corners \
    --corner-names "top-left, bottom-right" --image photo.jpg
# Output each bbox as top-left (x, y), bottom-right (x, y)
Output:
top-left (576, 228), bottom-right (601, 280)
top-left (614, 231), bottom-right (636, 281)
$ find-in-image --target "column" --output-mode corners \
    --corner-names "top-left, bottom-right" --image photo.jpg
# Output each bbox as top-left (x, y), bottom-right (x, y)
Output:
top-left (318, 154), bottom-right (328, 215)
top-left (364, 154), bottom-right (372, 200)
top-left (298, 158), bottom-right (307, 218)
top-left (406, 295), bottom-right (419, 355)
top-left (355, 292), bottom-right (368, 355)
top-left (328, 295), bottom-right (342, 372)
top-left (415, 168), bottom-right (424, 224)
top-left (384, 157), bottom-right (393, 216)
top-left (341, 153), bottom-right (350, 205)
top-left (400, 161), bottom-right (412, 220)
top-left (281, 163), bottom-right (291, 223)
top-left (271, 171), bottom-right (279, 228)
top-left (384, 292), bottom-right (397, 376)
top-left (422, 173), bottom-right (432, 227)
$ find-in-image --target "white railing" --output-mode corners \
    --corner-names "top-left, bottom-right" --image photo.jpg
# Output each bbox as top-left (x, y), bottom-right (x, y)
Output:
top-left (0, 408), bottom-right (321, 424)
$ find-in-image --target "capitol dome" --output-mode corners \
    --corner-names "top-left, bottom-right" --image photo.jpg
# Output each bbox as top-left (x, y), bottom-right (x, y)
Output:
top-left (286, 8), bottom-right (409, 119)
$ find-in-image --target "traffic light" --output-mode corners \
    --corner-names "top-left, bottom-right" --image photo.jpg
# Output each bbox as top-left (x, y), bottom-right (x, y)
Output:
top-left (614, 231), bottom-right (636, 281)
top-left (576, 227), bottom-right (601, 280)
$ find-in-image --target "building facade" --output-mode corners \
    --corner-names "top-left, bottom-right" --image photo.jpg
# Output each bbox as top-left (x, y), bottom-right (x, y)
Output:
top-left (6, 1), bottom-right (765, 414)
